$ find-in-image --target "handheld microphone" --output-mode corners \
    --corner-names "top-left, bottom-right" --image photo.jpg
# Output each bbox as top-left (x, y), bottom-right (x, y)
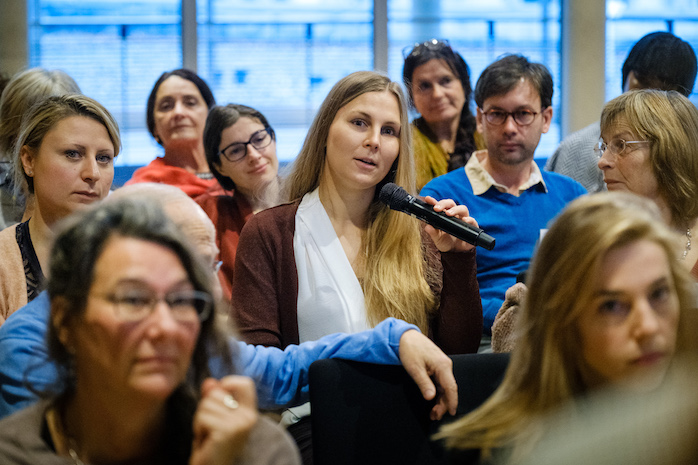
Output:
top-left (379, 183), bottom-right (495, 250)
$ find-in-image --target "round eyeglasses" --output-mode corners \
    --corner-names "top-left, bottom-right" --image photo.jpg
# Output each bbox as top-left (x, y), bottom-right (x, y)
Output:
top-left (481, 109), bottom-right (539, 126)
top-left (402, 38), bottom-right (452, 59)
top-left (95, 289), bottom-right (213, 323)
top-left (594, 138), bottom-right (649, 158)
top-left (219, 127), bottom-right (274, 163)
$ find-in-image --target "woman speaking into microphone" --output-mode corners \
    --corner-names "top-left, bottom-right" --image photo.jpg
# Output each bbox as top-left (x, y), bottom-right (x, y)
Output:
top-left (231, 71), bottom-right (483, 356)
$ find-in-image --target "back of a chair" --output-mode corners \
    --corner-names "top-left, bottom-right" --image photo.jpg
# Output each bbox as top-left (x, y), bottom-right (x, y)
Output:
top-left (309, 353), bottom-right (510, 465)
top-left (450, 353), bottom-right (510, 416)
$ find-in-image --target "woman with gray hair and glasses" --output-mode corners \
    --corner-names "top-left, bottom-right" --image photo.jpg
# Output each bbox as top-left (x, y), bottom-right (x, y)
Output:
top-left (0, 197), bottom-right (301, 465)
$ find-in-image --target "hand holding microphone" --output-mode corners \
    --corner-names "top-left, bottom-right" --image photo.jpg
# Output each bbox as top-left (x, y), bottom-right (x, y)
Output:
top-left (379, 183), bottom-right (495, 251)
top-left (422, 197), bottom-right (482, 253)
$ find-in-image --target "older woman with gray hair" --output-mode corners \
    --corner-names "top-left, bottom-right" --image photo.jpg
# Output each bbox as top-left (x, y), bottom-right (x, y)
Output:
top-left (597, 89), bottom-right (698, 278)
top-left (493, 88), bottom-right (698, 353)
top-left (0, 196), bottom-right (301, 464)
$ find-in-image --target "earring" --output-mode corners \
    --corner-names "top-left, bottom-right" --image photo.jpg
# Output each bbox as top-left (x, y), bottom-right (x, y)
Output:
top-left (26, 170), bottom-right (33, 176)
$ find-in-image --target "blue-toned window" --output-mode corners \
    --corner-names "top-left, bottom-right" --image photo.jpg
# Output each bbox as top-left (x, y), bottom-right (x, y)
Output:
top-left (28, 0), bottom-right (182, 166)
top-left (197, 1), bottom-right (373, 163)
top-left (606, 0), bottom-right (698, 105)
top-left (387, 0), bottom-right (561, 158)
top-left (29, 0), bottom-right (564, 165)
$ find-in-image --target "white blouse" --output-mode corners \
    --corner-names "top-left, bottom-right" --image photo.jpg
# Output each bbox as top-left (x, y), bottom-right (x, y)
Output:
top-left (293, 188), bottom-right (370, 343)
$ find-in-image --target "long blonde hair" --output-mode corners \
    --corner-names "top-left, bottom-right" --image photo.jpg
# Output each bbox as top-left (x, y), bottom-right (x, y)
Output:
top-left (437, 192), bottom-right (696, 461)
top-left (285, 70), bottom-right (437, 333)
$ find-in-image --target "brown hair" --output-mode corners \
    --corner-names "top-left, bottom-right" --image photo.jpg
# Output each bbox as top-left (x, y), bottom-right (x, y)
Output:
top-left (13, 94), bottom-right (120, 195)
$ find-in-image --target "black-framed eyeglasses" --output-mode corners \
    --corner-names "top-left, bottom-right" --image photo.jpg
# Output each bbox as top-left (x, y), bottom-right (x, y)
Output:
top-left (481, 109), bottom-right (540, 126)
top-left (594, 138), bottom-right (649, 158)
top-left (95, 289), bottom-right (213, 323)
top-left (402, 38), bottom-right (452, 59)
top-left (219, 127), bottom-right (274, 163)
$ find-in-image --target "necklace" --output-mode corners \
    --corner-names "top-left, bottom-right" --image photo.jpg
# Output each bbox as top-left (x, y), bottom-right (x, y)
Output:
top-left (62, 419), bottom-right (86, 465)
top-left (681, 228), bottom-right (692, 261)
top-left (46, 406), bottom-right (85, 465)
top-left (68, 447), bottom-right (86, 465)
top-left (196, 171), bottom-right (213, 180)
top-left (56, 406), bottom-right (86, 465)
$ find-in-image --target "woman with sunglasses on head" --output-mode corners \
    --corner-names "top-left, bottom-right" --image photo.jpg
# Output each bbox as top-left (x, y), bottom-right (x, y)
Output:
top-left (597, 89), bottom-right (698, 279)
top-left (439, 192), bottom-right (696, 464)
top-left (127, 69), bottom-right (224, 198)
top-left (0, 94), bottom-right (118, 325)
top-left (196, 104), bottom-right (281, 302)
top-left (403, 39), bottom-right (486, 190)
top-left (0, 197), bottom-right (300, 465)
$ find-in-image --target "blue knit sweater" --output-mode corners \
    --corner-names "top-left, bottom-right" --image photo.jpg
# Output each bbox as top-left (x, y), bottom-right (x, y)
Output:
top-left (421, 167), bottom-right (586, 334)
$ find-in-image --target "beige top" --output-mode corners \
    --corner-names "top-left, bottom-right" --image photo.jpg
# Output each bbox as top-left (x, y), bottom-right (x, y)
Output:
top-left (0, 224), bottom-right (26, 326)
top-left (465, 149), bottom-right (547, 196)
top-left (0, 399), bottom-right (302, 465)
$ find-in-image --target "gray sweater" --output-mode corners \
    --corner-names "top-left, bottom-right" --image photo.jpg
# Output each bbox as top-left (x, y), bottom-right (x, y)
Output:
top-left (0, 400), bottom-right (301, 465)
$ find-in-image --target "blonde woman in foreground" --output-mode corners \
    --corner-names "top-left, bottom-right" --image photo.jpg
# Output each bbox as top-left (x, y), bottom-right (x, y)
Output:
top-left (232, 70), bottom-right (483, 463)
top-left (439, 192), bottom-right (696, 464)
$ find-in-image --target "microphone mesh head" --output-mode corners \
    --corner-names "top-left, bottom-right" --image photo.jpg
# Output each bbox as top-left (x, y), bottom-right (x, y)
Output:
top-left (378, 183), bottom-right (410, 210)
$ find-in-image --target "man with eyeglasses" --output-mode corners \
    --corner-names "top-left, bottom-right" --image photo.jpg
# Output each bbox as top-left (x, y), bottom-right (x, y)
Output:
top-left (546, 32), bottom-right (697, 193)
top-left (421, 54), bottom-right (586, 339)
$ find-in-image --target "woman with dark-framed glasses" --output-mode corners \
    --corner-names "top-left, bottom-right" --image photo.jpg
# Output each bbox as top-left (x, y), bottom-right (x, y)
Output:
top-left (196, 104), bottom-right (282, 303)
top-left (402, 39), bottom-right (486, 190)
top-left (0, 197), bottom-right (301, 465)
top-left (597, 89), bottom-right (698, 279)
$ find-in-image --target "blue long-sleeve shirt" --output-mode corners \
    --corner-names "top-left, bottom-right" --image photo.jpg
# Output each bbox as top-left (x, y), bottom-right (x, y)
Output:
top-left (0, 291), bottom-right (416, 418)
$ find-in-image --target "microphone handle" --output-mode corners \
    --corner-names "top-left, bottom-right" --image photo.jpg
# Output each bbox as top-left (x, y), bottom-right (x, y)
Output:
top-left (408, 197), bottom-right (496, 251)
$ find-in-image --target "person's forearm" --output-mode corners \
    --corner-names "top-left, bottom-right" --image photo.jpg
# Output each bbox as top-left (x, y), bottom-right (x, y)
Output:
top-left (209, 318), bottom-right (418, 409)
